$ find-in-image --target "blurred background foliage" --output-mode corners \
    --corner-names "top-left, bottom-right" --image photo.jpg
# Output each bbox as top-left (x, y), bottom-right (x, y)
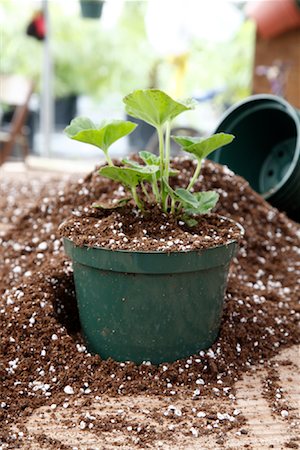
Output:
top-left (0, 0), bottom-right (254, 104)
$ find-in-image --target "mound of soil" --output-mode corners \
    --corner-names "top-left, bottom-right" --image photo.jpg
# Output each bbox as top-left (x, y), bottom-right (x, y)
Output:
top-left (0, 158), bottom-right (299, 448)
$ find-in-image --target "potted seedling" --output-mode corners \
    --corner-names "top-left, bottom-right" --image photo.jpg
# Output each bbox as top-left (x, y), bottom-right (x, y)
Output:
top-left (60, 89), bottom-right (243, 364)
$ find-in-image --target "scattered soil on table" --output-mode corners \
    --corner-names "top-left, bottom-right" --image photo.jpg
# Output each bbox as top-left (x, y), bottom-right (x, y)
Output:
top-left (0, 158), bottom-right (299, 449)
top-left (0, 171), bottom-right (73, 228)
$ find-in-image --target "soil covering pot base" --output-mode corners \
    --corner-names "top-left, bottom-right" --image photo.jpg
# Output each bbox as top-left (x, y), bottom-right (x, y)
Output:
top-left (64, 236), bottom-right (239, 364)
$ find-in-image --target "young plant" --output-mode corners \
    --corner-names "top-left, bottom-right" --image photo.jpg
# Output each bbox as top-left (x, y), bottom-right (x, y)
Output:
top-left (64, 89), bottom-right (234, 224)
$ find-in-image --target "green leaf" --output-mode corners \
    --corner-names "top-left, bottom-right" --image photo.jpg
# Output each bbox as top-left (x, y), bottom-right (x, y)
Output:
top-left (123, 156), bottom-right (177, 183)
top-left (99, 165), bottom-right (159, 188)
top-left (65, 117), bottom-right (96, 136)
top-left (173, 133), bottom-right (235, 160)
top-left (139, 151), bottom-right (160, 166)
top-left (122, 158), bottom-right (143, 169)
top-left (64, 118), bottom-right (137, 153)
top-left (171, 135), bottom-right (200, 148)
top-left (123, 89), bottom-right (192, 128)
top-left (175, 189), bottom-right (219, 215)
top-left (175, 188), bottom-right (199, 208)
top-left (185, 191), bottom-right (219, 215)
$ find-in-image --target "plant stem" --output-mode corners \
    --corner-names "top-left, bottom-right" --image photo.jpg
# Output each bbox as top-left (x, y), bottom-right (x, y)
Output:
top-left (157, 125), bottom-right (167, 208)
top-left (187, 159), bottom-right (202, 191)
top-left (163, 194), bottom-right (170, 212)
top-left (131, 186), bottom-right (143, 210)
top-left (164, 121), bottom-right (171, 181)
top-left (105, 151), bottom-right (114, 166)
top-left (151, 174), bottom-right (160, 203)
top-left (157, 126), bottom-right (165, 178)
top-left (141, 181), bottom-right (150, 201)
top-left (171, 197), bottom-right (176, 215)
top-left (161, 122), bottom-right (172, 212)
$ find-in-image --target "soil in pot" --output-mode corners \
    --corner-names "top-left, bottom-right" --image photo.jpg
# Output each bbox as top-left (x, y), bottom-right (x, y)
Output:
top-left (0, 158), bottom-right (299, 447)
top-left (60, 208), bottom-right (242, 251)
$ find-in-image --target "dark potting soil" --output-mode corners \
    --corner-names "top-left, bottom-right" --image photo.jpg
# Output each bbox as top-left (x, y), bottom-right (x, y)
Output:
top-left (60, 209), bottom-right (242, 252)
top-left (0, 157), bottom-right (299, 448)
top-left (59, 157), bottom-right (242, 252)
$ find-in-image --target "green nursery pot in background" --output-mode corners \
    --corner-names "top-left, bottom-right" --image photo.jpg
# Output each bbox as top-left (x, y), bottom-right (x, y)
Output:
top-left (211, 95), bottom-right (300, 222)
top-left (80, 0), bottom-right (104, 19)
top-left (64, 234), bottom-right (240, 364)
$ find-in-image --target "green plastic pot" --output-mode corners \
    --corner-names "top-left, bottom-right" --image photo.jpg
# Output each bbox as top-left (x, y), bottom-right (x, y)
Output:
top-left (211, 95), bottom-right (300, 222)
top-left (80, 0), bottom-right (104, 19)
top-left (63, 224), bottom-right (241, 364)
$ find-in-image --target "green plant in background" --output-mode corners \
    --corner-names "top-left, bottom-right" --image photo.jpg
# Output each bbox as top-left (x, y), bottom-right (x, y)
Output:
top-left (0, 1), bottom-right (156, 99)
top-left (51, 0), bottom-right (157, 99)
top-left (65, 89), bottom-right (234, 224)
top-left (185, 20), bottom-right (255, 106)
top-left (0, 1), bottom-right (253, 104)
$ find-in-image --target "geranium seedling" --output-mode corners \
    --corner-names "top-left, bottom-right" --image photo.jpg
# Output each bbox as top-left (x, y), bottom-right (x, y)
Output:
top-left (64, 89), bottom-right (234, 224)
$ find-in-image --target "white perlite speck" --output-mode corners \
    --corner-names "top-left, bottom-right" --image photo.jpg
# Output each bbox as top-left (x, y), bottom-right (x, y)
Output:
top-left (165, 405), bottom-right (182, 417)
top-left (29, 316), bottom-right (36, 325)
top-left (217, 412), bottom-right (235, 422)
top-left (38, 242), bottom-right (48, 251)
top-left (64, 385), bottom-right (74, 395)
top-left (281, 410), bottom-right (289, 418)
top-left (190, 427), bottom-right (199, 437)
top-left (79, 420), bottom-right (86, 429)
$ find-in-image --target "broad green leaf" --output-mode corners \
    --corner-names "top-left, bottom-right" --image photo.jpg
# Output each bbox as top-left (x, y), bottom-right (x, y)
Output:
top-left (122, 158), bottom-right (143, 169)
top-left (99, 165), bottom-right (159, 188)
top-left (139, 151), bottom-right (160, 166)
top-left (175, 189), bottom-right (219, 215)
top-left (194, 190), bottom-right (219, 205)
top-left (64, 118), bottom-right (137, 153)
top-left (65, 117), bottom-right (96, 136)
top-left (171, 135), bottom-right (201, 148)
top-left (173, 133), bottom-right (235, 160)
top-left (136, 165), bottom-right (160, 176)
top-left (122, 158), bottom-right (177, 183)
top-left (185, 191), bottom-right (219, 215)
top-left (175, 188), bottom-right (199, 208)
top-left (123, 89), bottom-right (192, 128)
